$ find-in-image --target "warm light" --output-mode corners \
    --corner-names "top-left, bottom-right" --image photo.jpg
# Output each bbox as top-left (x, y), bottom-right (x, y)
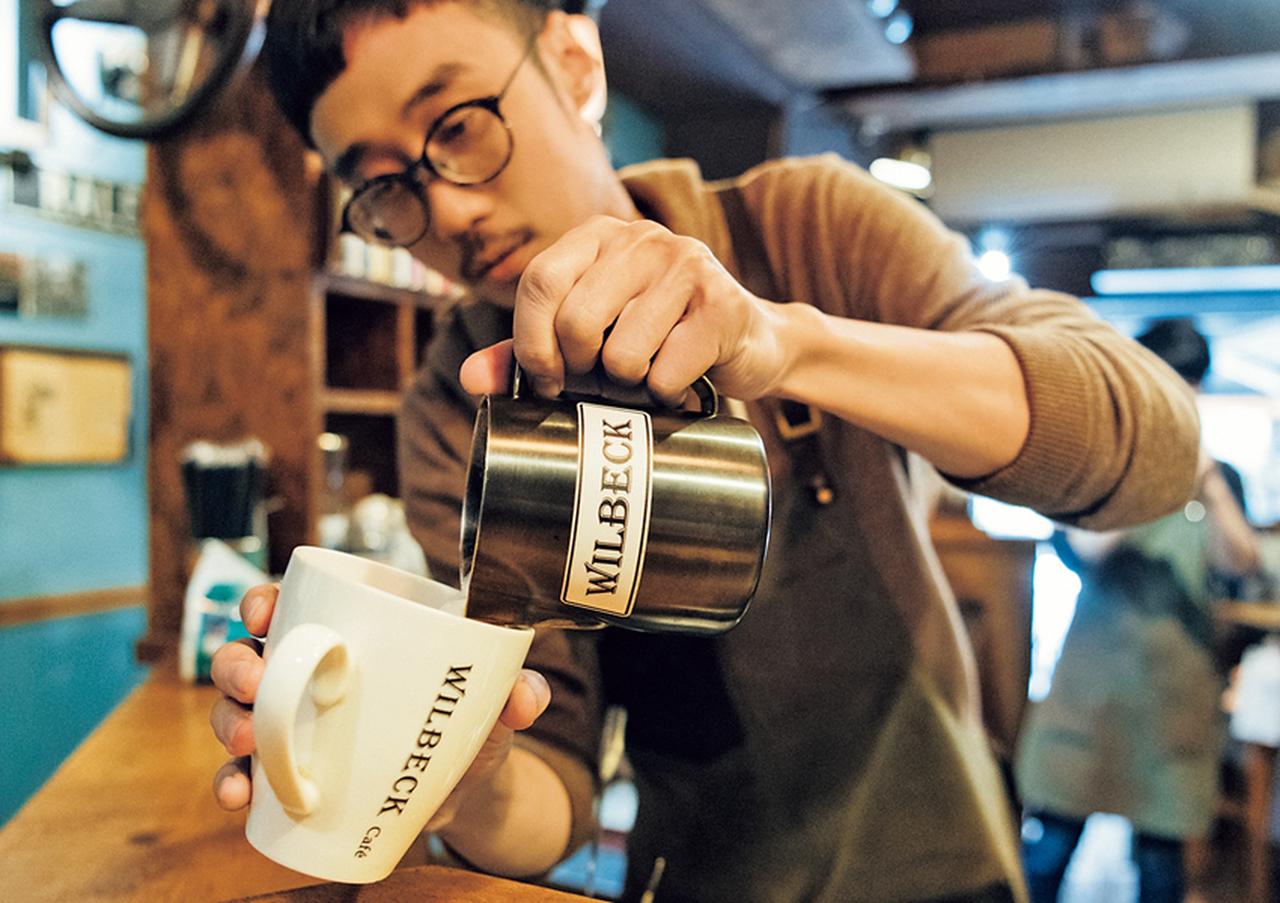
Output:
top-left (977, 249), bottom-right (1013, 282)
top-left (1091, 265), bottom-right (1280, 295)
top-left (869, 156), bottom-right (932, 192)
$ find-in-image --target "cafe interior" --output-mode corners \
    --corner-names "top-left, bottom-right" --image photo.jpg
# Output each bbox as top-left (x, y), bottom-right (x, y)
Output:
top-left (2, 0), bottom-right (1280, 900)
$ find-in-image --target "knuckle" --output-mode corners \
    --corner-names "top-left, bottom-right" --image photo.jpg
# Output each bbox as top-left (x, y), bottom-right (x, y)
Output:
top-left (517, 255), bottom-right (561, 309)
top-left (647, 370), bottom-right (687, 404)
top-left (585, 213), bottom-right (621, 232)
top-left (229, 713), bottom-right (254, 756)
top-left (554, 304), bottom-right (601, 350)
top-left (601, 343), bottom-right (650, 383)
top-left (628, 219), bottom-right (666, 240)
top-left (209, 645), bottom-right (237, 690)
top-left (676, 241), bottom-right (713, 276)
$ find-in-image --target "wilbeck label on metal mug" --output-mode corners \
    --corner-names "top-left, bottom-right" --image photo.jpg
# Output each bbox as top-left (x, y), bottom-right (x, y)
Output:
top-left (561, 402), bottom-right (655, 616)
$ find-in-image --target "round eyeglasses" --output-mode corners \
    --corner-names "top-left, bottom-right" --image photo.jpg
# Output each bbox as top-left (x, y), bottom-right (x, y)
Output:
top-left (340, 38), bottom-right (536, 248)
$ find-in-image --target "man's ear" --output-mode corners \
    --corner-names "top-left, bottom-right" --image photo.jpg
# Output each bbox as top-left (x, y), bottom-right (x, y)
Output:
top-left (540, 11), bottom-right (607, 132)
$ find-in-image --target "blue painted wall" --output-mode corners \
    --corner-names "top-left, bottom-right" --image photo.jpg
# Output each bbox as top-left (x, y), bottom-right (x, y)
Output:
top-left (0, 96), bottom-right (148, 601)
top-left (1, 26), bottom-right (150, 827)
top-left (604, 90), bottom-right (665, 169)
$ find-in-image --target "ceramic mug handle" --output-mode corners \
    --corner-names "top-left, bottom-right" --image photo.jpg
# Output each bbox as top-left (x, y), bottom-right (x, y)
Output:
top-left (254, 623), bottom-right (352, 816)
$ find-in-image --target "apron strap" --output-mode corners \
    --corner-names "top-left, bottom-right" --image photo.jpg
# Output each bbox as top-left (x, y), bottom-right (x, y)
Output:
top-left (718, 185), bottom-right (834, 506)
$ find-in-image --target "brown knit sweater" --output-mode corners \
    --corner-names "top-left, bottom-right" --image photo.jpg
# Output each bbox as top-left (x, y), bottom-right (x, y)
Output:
top-left (398, 155), bottom-right (1199, 902)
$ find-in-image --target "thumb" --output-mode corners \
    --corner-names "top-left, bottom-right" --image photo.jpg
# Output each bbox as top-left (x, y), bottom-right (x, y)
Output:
top-left (498, 669), bottom-right (551, 731)
top-left (460, 339), bottom-right (515, 396)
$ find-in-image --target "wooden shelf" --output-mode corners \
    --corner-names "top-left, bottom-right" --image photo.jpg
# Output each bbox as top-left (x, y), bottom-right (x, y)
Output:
top-left (316, 271), bottom-right (446, 310)
top-left (320, 388), bottom-right (403, 415)
top-left (144, 71), bottom-right (446, 658)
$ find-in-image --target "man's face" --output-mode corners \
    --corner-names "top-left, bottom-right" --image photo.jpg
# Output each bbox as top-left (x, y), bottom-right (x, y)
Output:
top-left (310, 3), bottom-right (628, 306)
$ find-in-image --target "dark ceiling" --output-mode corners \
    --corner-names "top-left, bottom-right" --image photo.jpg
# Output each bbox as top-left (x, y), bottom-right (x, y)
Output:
top-left (594, 1), bottom-right (1280, 397)
top-left (599, 0), bottom-right (1280, 113)
top-left (906, 0), bottom-right (1280, 58)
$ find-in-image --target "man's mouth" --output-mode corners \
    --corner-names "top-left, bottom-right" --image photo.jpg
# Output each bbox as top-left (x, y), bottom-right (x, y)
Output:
top-left (462, 231), bottom-right (534, 285)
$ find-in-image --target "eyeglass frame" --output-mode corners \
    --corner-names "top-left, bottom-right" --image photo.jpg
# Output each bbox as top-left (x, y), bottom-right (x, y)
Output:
top-left (338, 33), bottom-right (540, 247)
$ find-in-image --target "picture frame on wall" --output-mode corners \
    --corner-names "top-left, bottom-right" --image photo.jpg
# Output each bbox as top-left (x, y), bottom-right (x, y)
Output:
top-left (0, 345), bottom-right (133, 466)
top-left (1, 0), bottom-right (49, 151)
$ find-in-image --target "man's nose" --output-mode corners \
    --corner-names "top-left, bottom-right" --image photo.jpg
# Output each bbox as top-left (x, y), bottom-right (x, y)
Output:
top-left (426, 180), bottom-right (493, 241)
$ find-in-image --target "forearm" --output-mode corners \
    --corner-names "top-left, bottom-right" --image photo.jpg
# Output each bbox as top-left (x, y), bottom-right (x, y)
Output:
top-left (436, 746), bottom-right (574, 878)
top-left (1199, 467), bottom-right (1260, 577)
top-left (770, 302), bottom-right (1030, 478)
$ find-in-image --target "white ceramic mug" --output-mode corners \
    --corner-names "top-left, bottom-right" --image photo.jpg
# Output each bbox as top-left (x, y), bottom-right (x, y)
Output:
top-left (244, 546), bottom-right (534, 883)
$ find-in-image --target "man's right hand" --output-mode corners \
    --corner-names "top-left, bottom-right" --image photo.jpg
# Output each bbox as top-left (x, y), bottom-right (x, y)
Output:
top-left (208, 584), bottom-right (553, 815)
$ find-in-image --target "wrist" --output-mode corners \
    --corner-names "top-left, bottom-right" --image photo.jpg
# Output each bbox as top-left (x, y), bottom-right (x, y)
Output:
top-left (436, 753), bottom-right (517, 845)
top-left (767, 301), bottom-right (828, 402)
top-left (433, 746), bottom-right (572, 879)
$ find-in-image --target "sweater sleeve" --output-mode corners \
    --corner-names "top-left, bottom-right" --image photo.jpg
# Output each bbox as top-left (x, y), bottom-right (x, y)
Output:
top-left (737, 154), bottom-right (1199, 529)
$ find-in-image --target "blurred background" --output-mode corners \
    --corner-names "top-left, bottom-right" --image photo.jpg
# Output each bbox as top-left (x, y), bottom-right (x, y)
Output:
top-left (2, 1), bottom-right (1279, 900)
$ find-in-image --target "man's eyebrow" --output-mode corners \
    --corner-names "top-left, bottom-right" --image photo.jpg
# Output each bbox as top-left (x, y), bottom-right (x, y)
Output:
top-left (331, 63), bottom-right (468, 185)
top-left (333, 143), bottom-right (375, 185)
top-left (400, 62), bottom-right (467, 119)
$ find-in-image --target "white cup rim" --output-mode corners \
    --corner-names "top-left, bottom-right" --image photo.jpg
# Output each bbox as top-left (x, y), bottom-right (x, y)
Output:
top-left (288, 546), bottom-right (532, 636)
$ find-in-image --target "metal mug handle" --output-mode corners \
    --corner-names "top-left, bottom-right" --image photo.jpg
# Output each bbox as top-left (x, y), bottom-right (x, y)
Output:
top-left (511, 363), bottom-right (719, 417)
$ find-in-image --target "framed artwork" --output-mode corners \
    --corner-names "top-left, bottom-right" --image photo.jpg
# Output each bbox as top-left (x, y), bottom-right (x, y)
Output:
top-left (1, 0), bottom-right (48, 150)
top-left (0, 345), bottom-right (133, 465)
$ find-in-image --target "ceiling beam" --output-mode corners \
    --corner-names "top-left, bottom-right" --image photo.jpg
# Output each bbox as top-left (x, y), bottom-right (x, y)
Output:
top-left (832, 52), bottom-right (1280, 133)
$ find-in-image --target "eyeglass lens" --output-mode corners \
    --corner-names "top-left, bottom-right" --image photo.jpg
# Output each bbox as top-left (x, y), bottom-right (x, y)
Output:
top-left (346, 105), bottom-right (512, 246)
top-left (346, 179), bottom-right (429, 246)
top-left (427, 105), bottom-right (513, 184)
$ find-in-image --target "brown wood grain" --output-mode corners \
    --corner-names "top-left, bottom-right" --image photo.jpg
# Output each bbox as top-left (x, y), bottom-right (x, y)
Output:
top-left (143, 64), bottom-right (323, 660)
top-left (0, 667), bottom-right (587, 902)
top-left (0, 669), bottom-right (316, 901)
top-left (0, 585), bottom-right (146, 628)
top-left (231, 865), bottom-right (593, 902)
top-left (142, 65), bottom-right (449, 661)
top-left (1215, 601), bottom-right (1280, 632)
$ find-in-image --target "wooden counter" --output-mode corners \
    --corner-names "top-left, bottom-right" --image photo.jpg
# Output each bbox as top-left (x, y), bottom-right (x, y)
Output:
top-left (1213, 600), bottom-right (1280, 903)
top-left (0, 666), bottom-right (588, 902)
top-left (1215, 600), bottom-right (1280, 632)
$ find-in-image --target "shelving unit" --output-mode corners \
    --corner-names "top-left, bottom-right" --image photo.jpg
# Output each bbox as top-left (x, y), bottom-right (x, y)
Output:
top-left (313, 271), bottom-right (445, 505)
top-left (141, 70), bottom-right (460, 659)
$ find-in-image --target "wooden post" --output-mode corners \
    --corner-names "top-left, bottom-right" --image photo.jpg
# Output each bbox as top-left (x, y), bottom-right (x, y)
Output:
top-left (1244, 741), bottom-right (1277, 903)
top-left (139, 65), bottom-right (324, 660)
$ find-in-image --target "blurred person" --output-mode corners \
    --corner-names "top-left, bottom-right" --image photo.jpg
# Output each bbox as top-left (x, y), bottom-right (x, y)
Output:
top-left (1017, 318), bottom-right (1260, 903)
top-left (207, 3), bottom-right (1202, 900)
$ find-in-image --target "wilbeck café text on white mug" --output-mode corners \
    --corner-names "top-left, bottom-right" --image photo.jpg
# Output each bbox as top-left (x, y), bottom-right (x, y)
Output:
top-left (356, 663), bottom-right (473, 859)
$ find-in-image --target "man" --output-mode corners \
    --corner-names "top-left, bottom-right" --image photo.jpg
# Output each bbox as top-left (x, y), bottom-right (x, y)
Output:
top-left (209, 2), bottom-right (1200, 899)
top-left (1018, 318), bottom-right (1260, 903)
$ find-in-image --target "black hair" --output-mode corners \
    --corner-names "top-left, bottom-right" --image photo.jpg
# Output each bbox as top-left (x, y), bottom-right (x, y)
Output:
top-left (263, 0), bottom-right (566, 147)
top-left (1134, 317), bottom-right (1210, 385)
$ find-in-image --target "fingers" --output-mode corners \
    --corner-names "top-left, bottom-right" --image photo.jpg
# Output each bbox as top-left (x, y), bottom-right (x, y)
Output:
top-left (555, 226), bottom-right (674, 379)
top-left (514, 217), bottom-right (618, 396)
top-left (240, 584), bottom-right (278, 637)
top-left (213, 757), bottom-right (252, 811)
top-left (459, 339), bottom-right (516, 396)
top-left (647, 315), bottom-right (721, 407)
top-left (210, 637), bottom-right (265, 705)
top-left (210, 694), bottom-right (256, 756)
top-left (515, 217), bottom-right (744, 402)
top-left (498, 669), bottom-right (551, 731)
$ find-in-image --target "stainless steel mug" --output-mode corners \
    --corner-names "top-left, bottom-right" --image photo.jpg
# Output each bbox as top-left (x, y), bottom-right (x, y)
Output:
top-left (460, 369), bottom-right (771, 634)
